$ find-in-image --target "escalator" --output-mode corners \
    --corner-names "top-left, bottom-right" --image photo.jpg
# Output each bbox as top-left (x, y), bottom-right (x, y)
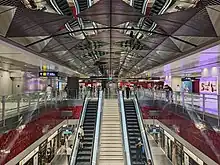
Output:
top-left (133, 0), bottom-right (145, 12)
top-left (77, 0), bottom-right (88, 12)
top-left (75, 100), bottom-right (98, 165)
top-left (50, 0), bottom-right (80, 31)
top-left (124, 100), bottom-right (145, 165)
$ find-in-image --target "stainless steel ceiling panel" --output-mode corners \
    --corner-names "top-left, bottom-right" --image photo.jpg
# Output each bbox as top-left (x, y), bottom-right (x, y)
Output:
top-left (0, 6), bottom-right (16, 37)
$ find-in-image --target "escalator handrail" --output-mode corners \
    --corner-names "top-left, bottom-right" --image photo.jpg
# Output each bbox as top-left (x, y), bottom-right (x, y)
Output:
top-left (91, 90), bottom-right (103, 165)
top-left (119, 91), bottom-right (132, 165)
top-left (133, 95), bottom-right (154, 164)
top-left (117, 90), bottom-right (128, 165)
top-left (70, 94), bottom-right (89, 165)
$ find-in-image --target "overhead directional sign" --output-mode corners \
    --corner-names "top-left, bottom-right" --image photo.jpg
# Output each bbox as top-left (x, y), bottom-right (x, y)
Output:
top-left (39, 71), bottom-right (58, 77)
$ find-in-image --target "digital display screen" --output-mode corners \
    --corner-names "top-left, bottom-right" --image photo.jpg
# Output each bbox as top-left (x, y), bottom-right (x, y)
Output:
top-left (200, 77), bottom-right (218, 94)
top-left (39, 71), bottom-right (58, 77)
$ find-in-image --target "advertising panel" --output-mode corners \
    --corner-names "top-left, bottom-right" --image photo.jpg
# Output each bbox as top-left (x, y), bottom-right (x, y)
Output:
top-left (182, 81), bottom-right (192, 93)
top-left (200, 77), bottom-right (218, 94)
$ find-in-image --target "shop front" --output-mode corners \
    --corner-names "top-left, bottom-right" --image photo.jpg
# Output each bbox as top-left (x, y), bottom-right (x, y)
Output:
top-left (175, 140), bottom-right (183, 165)
top-left (38, 130), bottom-right (59, 164)
top-left (183, 147), bottom-right (203, 165)
top-left (38, 140), bottom-right (47, 165)
top-left (45, 131), bottom-right (59, 163)
top-left (19, 147), bottom-right (39, 165)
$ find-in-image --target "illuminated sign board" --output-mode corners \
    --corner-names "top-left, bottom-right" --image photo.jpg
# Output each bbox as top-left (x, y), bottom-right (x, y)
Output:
top-left (39, 71), bottom-right (58, 77)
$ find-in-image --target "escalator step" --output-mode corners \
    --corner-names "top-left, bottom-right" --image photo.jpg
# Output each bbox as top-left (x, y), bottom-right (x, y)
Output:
top-left (76, 101), bottom-right (97, 165)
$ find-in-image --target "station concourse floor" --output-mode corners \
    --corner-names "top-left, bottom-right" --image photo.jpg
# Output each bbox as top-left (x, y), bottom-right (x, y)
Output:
top-left (51, 154), bottom-right (68, 165)
top-left (147, 134), bottom-right (172, 165)
top-left (51, 135), bottom-right (172, 165)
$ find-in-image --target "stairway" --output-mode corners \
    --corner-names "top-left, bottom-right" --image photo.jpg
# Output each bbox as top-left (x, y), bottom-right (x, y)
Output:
top-left (99, 99), bottom-right (124, 165)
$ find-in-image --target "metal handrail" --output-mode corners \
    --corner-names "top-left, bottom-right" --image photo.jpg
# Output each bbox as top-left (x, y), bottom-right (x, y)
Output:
top-left (119, 90), bottom-right (132, 165)
top-left (117, 90), bottom-right (128, 165)
top-left (91, 90), bottom-right (103, 165)
top-left (133, 94), bottom-right (154, 164)
top-left (70, 94), bottom-right (89, 165)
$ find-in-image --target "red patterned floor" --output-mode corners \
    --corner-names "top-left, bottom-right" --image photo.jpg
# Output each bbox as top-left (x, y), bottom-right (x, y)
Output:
top-left (141, 106), bottom-right (220, 164)
top-left (0, 106), bottom-right (82, 165)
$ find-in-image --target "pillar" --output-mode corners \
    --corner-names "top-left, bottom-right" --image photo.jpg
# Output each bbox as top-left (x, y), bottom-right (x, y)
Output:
top-left (67, 77), bottom-right (79, 98)
top-left (0, 71), bottom-right (12, 95)
top-left (171, 77), bottom-right (182, 91)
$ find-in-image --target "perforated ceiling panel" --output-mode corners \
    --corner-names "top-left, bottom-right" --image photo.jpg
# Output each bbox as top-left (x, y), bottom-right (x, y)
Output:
top-left (0, 0), bottom-right (220, 76)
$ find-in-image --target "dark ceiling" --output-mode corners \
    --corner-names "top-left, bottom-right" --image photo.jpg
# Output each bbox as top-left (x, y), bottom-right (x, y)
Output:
top-left (0, 0), bottom-right (220, 77)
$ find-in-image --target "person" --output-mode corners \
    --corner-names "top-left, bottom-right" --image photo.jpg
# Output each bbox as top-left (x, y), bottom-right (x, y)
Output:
top-left (66, 145), bottom-right (72, 163)
top-left (46, 85), bottom-right (52, 99)
top-left (122, 86), bottom-right (125, 97)
top-left (175, 85), bottom-right (181, 101)
top-left (79, 85), bottom-right (83, 98)
top-left (79, 125), bottom-right (84, 141)
top-left (135, 138), bottom-right (143, 162)
top-left (125, 86), bottom-right (130, 99)
top-left (79, 139), bottom-right (84, 150)
top-left (147, 159), bottom-right (152, 165)
top-left (64, 85), bottom-right (68, 98)
top-left (164, 85), bottom-right (173, 102)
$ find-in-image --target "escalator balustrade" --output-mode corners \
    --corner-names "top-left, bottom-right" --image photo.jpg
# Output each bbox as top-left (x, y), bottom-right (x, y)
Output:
top-left (124, 100), bottom-right (146, 165)
top-left (75, 100), bottom-right (98, 165)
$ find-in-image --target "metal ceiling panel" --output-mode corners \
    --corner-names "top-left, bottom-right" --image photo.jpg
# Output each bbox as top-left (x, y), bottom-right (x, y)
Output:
top-left (1, 0), bottom-right (220, 77)
top-left (206, 5), bottom-right (220, 36)
top-left (89, 30), bottom-right (131, 43)
top-left (131, 49), bottom-right (151, 57)
top-left (174, 8), bottom-right (217, 37)
top-left (0, 0), bottom-right (21, 6)
top-left (54, 34), bottom-right (81, 50)
top-left (140, 35), bottom-right (166, 49)
top-left (97, 44), bottom-right (127, 52)
top-left (41, 38), bottom-right (67, 52)
top-left (170, 36), bottom-right (216, 52)
top-left (9, 36), bottom-right (51, 52)
top-left (0, 6), bottom-right (16, 37)
top-left (6, 8), bottom-right (71, 37)
top-left (151, 8), bottom-right (199, 34)
top-left (200, 0), bottom-right (220, 6)
top-left (78, 0), bottom-right (143, 26)
top-left (155, 37), bottom-right (181, 52)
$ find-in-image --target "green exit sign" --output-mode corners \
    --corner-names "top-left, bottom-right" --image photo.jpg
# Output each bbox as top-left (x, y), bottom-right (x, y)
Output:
top-left (108, 77), bottom-right (113, 81)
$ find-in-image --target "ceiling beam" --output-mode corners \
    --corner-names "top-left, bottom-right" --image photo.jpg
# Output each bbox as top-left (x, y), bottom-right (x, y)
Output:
top-left (25, 27), bottom-right (197, 47)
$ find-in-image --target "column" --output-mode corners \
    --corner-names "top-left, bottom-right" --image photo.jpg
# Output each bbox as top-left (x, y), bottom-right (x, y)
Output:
top-left (11, 72), bottom-right (25, 94)
top-left (171, 77), bottom-right (181, 91)
top-left (164, 75), bottom-right (172, 86)
top-left (0, 71), bottom-right (12, 96)
top-left (67, 77), bottom-right (79, 98)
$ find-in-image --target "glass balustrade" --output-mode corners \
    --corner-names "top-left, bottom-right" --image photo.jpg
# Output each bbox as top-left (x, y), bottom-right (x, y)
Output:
top-left (0, 89), bottom-right (88, 128)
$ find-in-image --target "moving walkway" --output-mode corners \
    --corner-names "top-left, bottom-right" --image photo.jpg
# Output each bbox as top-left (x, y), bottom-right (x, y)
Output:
top-left (75, 100), bottom-right (98, 165)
